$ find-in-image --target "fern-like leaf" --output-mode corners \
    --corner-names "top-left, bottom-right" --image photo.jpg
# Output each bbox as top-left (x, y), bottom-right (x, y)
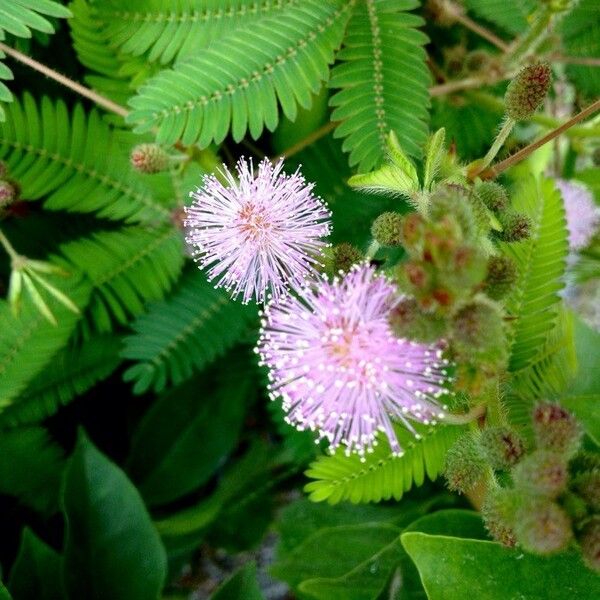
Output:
top-left (0, 335), bottom-right (122, 428)
top-left (0, 94), bottom-right (173, 223)
top-left (500, 178), bottom-right (568, 373)
top-left (0, 281), bottom-right (91, 409)
top-left (304, 424), bottom-right (464, 504)
top-left (57, 226), bottom-right (184, 332)
top-left (127, 0), bottom-right (353, 145)
top-left (121, 269), bottom-right (256, 394)
top-left (462, 0), bottom-right (536, 35)
top-left (328, 0), bottom-right (430, 171)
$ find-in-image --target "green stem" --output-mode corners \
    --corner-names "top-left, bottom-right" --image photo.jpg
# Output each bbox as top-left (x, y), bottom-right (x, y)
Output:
top-left (505, 7), bottom-right (552, 65)
top-left (365, 240), bottom-right (380, 260)
top-left (479, 118), bottom-right (515, 172)
top-left (0, 229), bottom-right (19, 262)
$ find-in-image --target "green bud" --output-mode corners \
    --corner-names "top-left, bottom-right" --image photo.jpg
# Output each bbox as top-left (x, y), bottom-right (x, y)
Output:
top-left (429, 184), bottom-right (478, 242)
top-left (513, 450), bottom-right (568, 498)
top-left (388, 297), bottom-right (447, 343)
top-left (515, 498), bottom-right (572, 555)
top-left (484, 255), bottom-right (517, 300)
top-left (475, 181), bottom-right (509, 214)
top-left (579, 517), bottom-right (600, 573)
top-left (130, 144), bottom-right (169, 174)
top-left (532, 402), bottom-right (582, 458)
top-left (497, 211), bottom-right (531, 242)
top-left (505, 62), bottom-right (552, 121)
top-left (0, 180), bottom-right (16, 208)
top-left (371, 212), bottom-right (404, 246)
top-left (482, 487), bottom-right (520, 547)
top-left (572, 470), bottom-right (600, 512)
top-left (480, 426), bottom-right (526, 470)
top-left (444, 432), bottom-right (486, 494)
top-left (330, 243), bottom-right (363, 273)
top-left (451, 296), bottom-right (507, 365)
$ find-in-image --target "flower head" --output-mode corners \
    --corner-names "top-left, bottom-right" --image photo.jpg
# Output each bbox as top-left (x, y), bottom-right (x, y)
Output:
top-left (556, 179), bottom-right (599, 251)
top-left (185, 158), bottom-right (331, 304)
top-left (256, 264), bottom-right (450, 456)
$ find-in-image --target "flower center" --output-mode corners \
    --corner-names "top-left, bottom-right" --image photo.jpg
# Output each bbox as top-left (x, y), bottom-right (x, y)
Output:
top-left (236, 201), bottom-right (273, 243)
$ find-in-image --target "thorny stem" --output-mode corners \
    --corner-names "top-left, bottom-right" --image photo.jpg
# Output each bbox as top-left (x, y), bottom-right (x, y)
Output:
top-left (0, 42), bottom-right (129, 118)
top-left (479, 98), bottom-right (600, 180)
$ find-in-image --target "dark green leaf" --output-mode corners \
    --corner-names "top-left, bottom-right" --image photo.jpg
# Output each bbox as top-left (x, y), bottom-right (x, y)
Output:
top-left (210, 562), bottom-right (264, 600)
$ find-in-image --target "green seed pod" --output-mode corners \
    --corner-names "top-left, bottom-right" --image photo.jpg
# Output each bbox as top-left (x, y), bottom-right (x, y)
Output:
top-left (513, 449), bottom-right (568, 499)
top-left (444, 432), bottom-right (487, 494)
top-left (475, 181), bottom-right (509, 214)
top-left (371, 212), bottom-right (404, 247)
top-left (532, 402), bottom-right (582, 458)
top-left (480, 426), bottom-right (526, 470)
top-left (505, 62), bottom-right (552, 121)
top-left (482, 487), bottom-right (520, 547)
top-left (130, 143), bottom-right (169, 174)
top-left (0, 180), bottom-right (16, 208)
top-left (515, 498), bottom-right (572, 555)
top-left (579, 517), bottom-right (600, 573)
top-left (388, 297), bottom-right (448, 343)
top-left (497, 211), bottom-right (531, 242)
top-left (429, 184), bottom-right (478, 242)
top-left (484, 255), bottom-right (517, 300)
top-left (330, 243), bottom-right (363, 273)
top-left (400, 213), bottom-right (426, 253)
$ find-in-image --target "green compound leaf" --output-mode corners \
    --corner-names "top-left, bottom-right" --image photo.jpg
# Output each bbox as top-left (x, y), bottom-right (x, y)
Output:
top-left (121, 269), bottom-right (255, 394)
top-left (329, 0), bottom-right (431, 171)
top-left (304, 423), bottom-right (465, 504)
top-left (0, 94), bottom-right (173, 224)
top-left (500, 178), bottom-right (568, 373)
top-left (462, 0), bottom-right (536, 35)
top-left (62, 433), bottom-right (167, 600)
top-left (127, 0), bottom-right (353, 146)
top-left (401, 532), bottom-right (598, 600)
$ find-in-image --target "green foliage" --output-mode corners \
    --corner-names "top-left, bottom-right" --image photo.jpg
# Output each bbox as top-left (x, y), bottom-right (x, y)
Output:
top-left (0, 426), bottom-right (65, 514)
top-left (500, 178), bottom-right (568, 373)
top-left (462, 0), bottom-right (536, 35)
top-left (401, 533), bottom-right (598, 599)
top-left (329, 0), bottom-right (430, 171)
top-left (0, 1), bottom-right (71, 120)
top-left (210, 562), bottom-right (264, 600)
top-left (127, 1), bottom-right (353, 145)
top-left (58, 226), bottom-right (184, 331)
top-left (0, 334), bottom-right (121, 428)
top-left (8, 528), bottom-right (63, 600)
top-left (0, 95), bottom-right (174, 224)
top-left (62, 433), bottom-right (167, 600)
top-left (122, 269), bottom-right (255, 394)
top-left (126, 353), bottom-right (255, 506)
top-left (304, 424), bottom-right (465, 504)
top-left (0, 281), bottom-right (90, 408)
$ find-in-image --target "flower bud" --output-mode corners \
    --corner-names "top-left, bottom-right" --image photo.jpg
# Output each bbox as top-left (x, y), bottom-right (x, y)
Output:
top-left (482, 487), bottom-right (520, 547)
top-left (130, 144), bottom-right (169, 174)
top-left (388, 297), bottom-right (447, 343)
top-left (330, 243), bottom-right (363, 273)
top-left (505, 62), bottom-right (552, 121)
top-left (579, 517), bottom-right (600, 573)
top-left (475, 181), bottom-right (509, 214)
top-left (484, 255), bottom-right (517, 300)
top-left (512, 450), bottom-right (568, 498)
top-left (0, 180), bottom-right (16, 208)
top-left (515, 499), bottom-right (572, 555)
top-left (444, 432), bottom-right (486, 494)
top-left (532, 402), bottom-right (582, 458)
top-left (572, 470), bottom-right (600, 512)
top-left (497, 211), bottom-right (531, 242)
top-left (480, 426), bottom-right (526, 470)
top-left (371, 212), bottom-right (404, 246)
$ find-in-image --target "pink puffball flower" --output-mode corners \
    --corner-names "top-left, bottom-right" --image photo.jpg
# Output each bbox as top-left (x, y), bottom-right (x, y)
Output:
top-left (256, 264), bottom-right (451, 457)
top-left (185, 158), bottom-right (331, 304)
top-left (556, 179), bottom-right (599, 251)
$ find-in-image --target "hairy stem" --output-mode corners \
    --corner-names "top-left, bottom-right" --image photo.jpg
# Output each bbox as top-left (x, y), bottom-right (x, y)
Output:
top-left (365, 240), bottom-right (380, 260)
top-left (444, 403), bottom-right (487, 425)
top-left (477, 118), bottom-right (515, 174)
top-left (480, 98), bottom-right (600, 180)
top-left (0, 42), bottom-right (129, 118)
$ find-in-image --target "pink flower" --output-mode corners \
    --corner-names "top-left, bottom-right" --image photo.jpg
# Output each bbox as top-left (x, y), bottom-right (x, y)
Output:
top-left (556, 179), bottom-right (599, 251)
top-left (257, 264), bottom-right (450, 457)
top-left (185, 158), bottom-right (331, 304)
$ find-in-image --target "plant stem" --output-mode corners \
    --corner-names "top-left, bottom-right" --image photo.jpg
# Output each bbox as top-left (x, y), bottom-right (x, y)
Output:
top-left (0, 42), bottom-right (129, 118)
top-left (444, 403), bottom-right (486, 425)
top-left (0, 229), bottom-right (19, 262)
top-left (477, 118), bottom-right (515, 173)
top-left (480, 98), bottom-right (600, 180)
top-left (452, 10), bottom-right (509, 52)
top-left (505, 6), bottom-right (552, 65)
top-left (365, 240), bottom-right (380, 260)
top-left (278, 121), bottom-right (338, 160)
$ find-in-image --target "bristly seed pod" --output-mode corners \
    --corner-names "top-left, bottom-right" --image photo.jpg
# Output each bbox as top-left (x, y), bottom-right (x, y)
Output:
top-left (388, 296), bottom-right (448, 343)
top-left (130, 143), bottom-right (170, 174)
top-left (579, 517), bottom-right (600, 573)
top-left (331, 243), bottom-right (363, 273)
top-left (482, 487), bottom-right (520, 547)
top-left (512, 449), bottom-right (568, 499)
top-left (497, 211), bottom-right (531, 242)
top-left (514, 498), bottom-right (572, 555)
top-left (371, 212), bottom-right (404, 247)
top-left (532, 402), bottom-right (582, 458)
top-left (505, 62), bottom-right (552, 121)
top-left (444, 432), bottom-right (487, 494)
top-left (475, 181), bottom-right (509, 214)
top-left (484, 255), bottom-right (518, 300)
top-left (480, 426), bottom-right (526, 470)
